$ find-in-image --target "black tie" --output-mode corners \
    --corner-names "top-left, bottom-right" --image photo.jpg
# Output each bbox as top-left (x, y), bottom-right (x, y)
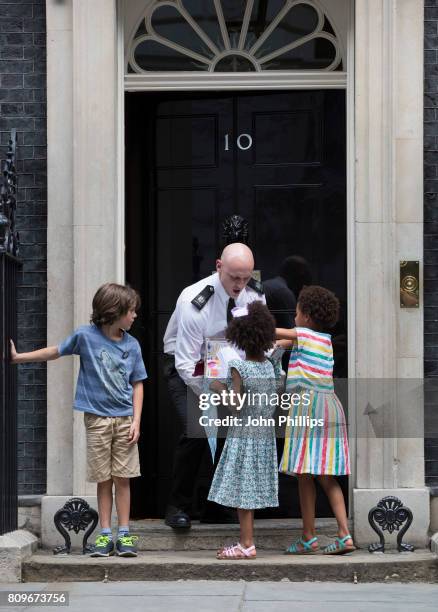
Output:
top-left (227, 298), bottom-right (236, 323)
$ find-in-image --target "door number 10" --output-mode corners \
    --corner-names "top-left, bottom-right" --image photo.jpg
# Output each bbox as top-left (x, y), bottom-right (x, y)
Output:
top-left (224, 133), bottom-right (253, 151)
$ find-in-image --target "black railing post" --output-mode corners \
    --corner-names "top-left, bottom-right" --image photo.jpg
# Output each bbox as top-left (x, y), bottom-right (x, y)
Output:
top-left (0, 130), bottom-right (21, 535)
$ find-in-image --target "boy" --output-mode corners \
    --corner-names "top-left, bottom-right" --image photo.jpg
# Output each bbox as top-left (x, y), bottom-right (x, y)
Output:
top-left (10, 283), bottom-right (147, 557)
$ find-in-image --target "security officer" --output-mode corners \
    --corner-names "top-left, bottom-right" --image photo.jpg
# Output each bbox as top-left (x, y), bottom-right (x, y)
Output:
top-left (163, 242), bottom-right (265, 529)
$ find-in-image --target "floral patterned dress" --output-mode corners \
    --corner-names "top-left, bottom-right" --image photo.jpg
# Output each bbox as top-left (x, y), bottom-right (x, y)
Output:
top-left (208, 358), bottom-right (281, 509)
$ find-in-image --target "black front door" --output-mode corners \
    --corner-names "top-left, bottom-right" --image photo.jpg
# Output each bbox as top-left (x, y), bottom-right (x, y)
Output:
top-left (125, 89), bottom-right (347, 519)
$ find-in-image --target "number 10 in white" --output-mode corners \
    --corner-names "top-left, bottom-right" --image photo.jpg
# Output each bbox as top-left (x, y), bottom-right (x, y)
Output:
top-left (224, 133), bottom-right (253, 151)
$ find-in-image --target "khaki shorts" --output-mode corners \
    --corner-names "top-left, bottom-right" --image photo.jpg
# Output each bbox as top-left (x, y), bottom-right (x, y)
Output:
top-left (83, 413), bottom-right (141, 483)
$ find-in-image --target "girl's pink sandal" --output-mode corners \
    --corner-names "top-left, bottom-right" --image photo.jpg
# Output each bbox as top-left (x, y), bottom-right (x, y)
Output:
top-left (216, 542), bottom-right (256, 560)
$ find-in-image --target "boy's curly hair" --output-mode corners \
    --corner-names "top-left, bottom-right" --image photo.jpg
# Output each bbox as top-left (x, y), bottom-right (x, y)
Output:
top-left (90, 283), bottom-right (140, 327)
top-left (297, 285), bottom-right (339, 330)
top-left (225, 301), bottom-right (275, 355)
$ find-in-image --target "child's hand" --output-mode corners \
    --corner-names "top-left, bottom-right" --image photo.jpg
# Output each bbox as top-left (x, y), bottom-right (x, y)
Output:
top-left (209, 380), bottom-right (226, 393)
top-left (10, 339), bottom-right (18, 363)
top-left (128, 419), bottom-right (140, 445)
top-left (276, 339), bottom-right (293, 350)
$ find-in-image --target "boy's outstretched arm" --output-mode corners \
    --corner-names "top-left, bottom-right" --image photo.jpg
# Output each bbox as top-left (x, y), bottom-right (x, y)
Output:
top-left (129, 380), bottom-right (143, 444)
top-left (10, 340), bottom-right (60, 364)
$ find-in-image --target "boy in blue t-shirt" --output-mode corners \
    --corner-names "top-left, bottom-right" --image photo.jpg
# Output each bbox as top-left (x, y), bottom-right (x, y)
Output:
top-left (10, 283), bottom-right (147, 557)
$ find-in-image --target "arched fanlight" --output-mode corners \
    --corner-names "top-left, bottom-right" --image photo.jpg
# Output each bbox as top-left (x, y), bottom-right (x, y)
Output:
top-left (128, 0), bottom-right (343, 73)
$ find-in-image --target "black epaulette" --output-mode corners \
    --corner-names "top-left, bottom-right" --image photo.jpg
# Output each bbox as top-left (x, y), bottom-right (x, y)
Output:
top-left (191, 285), bottom-right (214, 310)
top-left (247, 277), bottom-right (264, 295)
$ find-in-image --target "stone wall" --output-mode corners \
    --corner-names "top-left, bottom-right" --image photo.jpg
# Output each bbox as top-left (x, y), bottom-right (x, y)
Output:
top-left (0, 0), bottom-right (47, 494)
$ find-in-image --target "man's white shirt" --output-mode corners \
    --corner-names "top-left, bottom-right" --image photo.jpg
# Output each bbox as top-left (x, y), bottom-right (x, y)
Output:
top-left (163, 272), bottom-right (265, 393)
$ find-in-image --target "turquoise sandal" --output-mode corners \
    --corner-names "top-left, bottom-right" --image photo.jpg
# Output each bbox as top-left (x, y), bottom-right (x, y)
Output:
top-left (322, 534), bottom-right (356, 555)
top-left (285, 536), bottom-right (319, 555)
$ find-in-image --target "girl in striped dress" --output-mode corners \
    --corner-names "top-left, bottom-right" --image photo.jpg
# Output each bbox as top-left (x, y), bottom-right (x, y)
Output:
top-left (276, 286), bottom-right (354, 555)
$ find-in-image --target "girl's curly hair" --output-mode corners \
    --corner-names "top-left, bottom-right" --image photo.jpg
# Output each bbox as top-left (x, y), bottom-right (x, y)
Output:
top-left (225, 301), bottom-right (275, 355)
top-left (297, 285), bottom-right (339, 330)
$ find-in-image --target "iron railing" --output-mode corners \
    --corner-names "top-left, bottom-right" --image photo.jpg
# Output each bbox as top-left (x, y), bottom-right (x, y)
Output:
top-left (0, 130), bottom-right (20, 535)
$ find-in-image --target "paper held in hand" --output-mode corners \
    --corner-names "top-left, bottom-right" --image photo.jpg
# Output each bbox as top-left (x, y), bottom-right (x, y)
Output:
top-left (204, 338), bottom-right (243, 379)
top-left (204, 338), bottom-right (284, 379)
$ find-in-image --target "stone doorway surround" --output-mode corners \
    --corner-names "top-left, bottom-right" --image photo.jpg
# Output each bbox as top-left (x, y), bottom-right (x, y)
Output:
top-left (42, 0), bottom-right (428, 548)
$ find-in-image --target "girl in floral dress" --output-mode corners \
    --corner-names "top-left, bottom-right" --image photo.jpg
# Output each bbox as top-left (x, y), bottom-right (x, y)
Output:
top-left (208, 301), bottom-right (281, 560)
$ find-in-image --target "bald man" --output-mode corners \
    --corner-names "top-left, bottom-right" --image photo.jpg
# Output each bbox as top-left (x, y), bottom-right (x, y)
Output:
top-left (163, 243), bottom-right (265, 529)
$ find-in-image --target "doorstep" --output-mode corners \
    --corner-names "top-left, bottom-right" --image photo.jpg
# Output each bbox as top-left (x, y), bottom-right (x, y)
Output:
top-left (22, 549), bottom-right (438, 583)
top-left (129, 518), bottom-right (348, 551)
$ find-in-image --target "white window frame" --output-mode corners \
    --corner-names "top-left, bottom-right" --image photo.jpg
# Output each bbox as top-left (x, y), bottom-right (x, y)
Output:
top-left (126, 0), bottom-right (344, 75)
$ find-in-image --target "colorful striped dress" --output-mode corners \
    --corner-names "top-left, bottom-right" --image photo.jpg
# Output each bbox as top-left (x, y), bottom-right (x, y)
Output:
top-left (279, 327), bottom-right (350, 476)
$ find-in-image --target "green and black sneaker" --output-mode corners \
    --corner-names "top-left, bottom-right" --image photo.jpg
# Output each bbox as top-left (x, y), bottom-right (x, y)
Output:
top-left (115, 534), bottom-right (138, 557)
top-left (90, 534), bottom-right (114, 557)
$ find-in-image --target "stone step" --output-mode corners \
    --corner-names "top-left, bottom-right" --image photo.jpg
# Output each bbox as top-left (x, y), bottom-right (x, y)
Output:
top-left (109, 518), bottom-right (346, 551)
top-left (23, 549), bottom-right (438, 583)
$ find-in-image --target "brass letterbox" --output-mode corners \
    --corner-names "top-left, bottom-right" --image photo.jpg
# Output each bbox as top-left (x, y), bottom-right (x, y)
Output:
top-left (400, 261), bottom-right (419, 308)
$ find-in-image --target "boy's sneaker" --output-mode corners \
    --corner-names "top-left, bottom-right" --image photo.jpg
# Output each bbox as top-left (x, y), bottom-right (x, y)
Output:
top-left (115, 534), bottom-right (138, 557)
top-left (90, 535), bottom-right (114, 557)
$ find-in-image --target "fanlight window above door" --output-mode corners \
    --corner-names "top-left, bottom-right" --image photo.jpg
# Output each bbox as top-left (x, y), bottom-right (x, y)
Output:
top-left (128, 0), bottom-right (343, 73)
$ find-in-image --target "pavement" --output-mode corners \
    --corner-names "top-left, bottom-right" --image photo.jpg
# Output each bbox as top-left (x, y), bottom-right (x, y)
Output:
top-left (1, 581), bottom-right (438, 612)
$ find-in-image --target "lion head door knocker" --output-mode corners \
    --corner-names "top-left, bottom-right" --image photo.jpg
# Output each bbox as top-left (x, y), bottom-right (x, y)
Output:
top-left (368, 496), bottom-right (414, 553)
top-left (53, 497), bottom-right (98, 555)
top-left (222, 215), bottom-right (249, 246)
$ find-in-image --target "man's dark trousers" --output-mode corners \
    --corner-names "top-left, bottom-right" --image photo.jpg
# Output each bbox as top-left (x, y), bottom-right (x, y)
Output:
top-left (163, 353), bottom-right (224, 515)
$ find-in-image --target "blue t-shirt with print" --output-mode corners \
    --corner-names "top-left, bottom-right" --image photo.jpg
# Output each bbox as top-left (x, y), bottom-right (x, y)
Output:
top-left (58, 324), bottom-right (147, 417)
